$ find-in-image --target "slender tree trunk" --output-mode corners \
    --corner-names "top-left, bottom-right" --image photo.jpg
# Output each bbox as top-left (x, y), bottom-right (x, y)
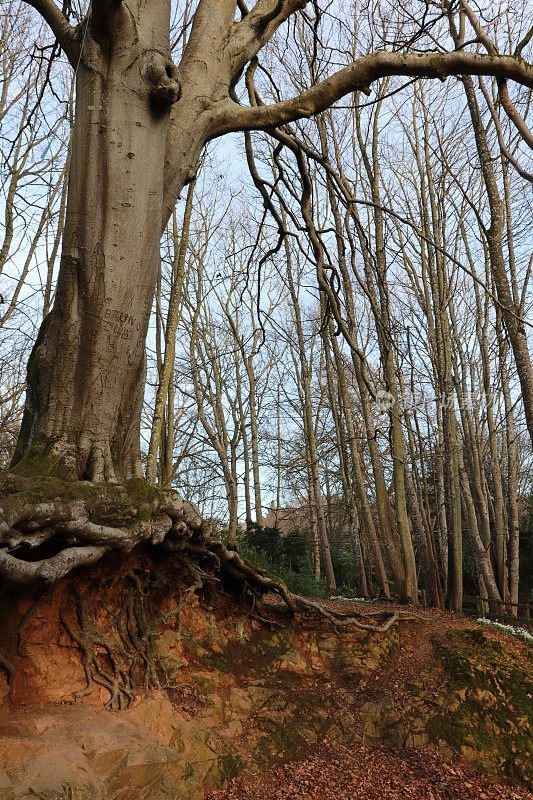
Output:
top-left (459, 73), bottom-right (533, 447)
top-left (323, 326), bottom-right (370, 597)
top-left (498, 316), bottom-right (520, 609)
top-left (357, 102), bottom-right (418, 602)
top-left (327, 330), bottom-right (389, 598)
top-left (283, 238), bottom-right (336, 592)
top-left (275, 386), bottom-right (282, 513)
top-left (233, 330), bottom-right (252, 525)
top-left (147, 182), bottom-right (195, 485)
top-left (312, 117), bottom-right (403, 597)
top-left (477, 288), bottom-right (507, 600)
top-left (245, 349), bottom-right (264, 528)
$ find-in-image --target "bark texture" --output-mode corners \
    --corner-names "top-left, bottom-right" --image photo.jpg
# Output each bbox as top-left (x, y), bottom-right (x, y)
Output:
top-left (13, 1), bottom-right (185, 481)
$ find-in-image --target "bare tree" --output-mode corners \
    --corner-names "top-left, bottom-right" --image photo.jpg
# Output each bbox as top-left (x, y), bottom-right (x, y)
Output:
top-left (1, 0), bottom-right (531, 585)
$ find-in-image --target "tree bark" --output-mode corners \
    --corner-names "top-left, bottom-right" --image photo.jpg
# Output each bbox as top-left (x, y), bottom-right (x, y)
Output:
top-left (12, 1), bottom-right (190, 482)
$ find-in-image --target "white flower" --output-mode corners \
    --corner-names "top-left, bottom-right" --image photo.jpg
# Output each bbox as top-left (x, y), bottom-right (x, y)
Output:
top-left (476, 618), bottom-right (533, 644)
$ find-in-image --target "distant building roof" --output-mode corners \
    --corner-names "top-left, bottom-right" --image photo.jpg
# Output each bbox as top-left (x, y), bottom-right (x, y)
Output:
top-left (264, 506), bottom-right (312, 536)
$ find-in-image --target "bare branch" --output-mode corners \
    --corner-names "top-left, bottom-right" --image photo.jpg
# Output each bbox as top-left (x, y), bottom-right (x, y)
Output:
top-left (478, 78), bottom-right (533, 181)
top-left (212, 51), bottom-right (533, 135)
top-left (21, 0), bottom-right (79, 65)
top-left (459, 1), bottom-right (533, 150)
top-left (459, 0), bottom-right (498, 55)
top-left (515, 25), bottom-right (533, 58)
top-left (497, 79), bottom-right (533, 150)
top-left (230, 0), bottom-right (308, 75)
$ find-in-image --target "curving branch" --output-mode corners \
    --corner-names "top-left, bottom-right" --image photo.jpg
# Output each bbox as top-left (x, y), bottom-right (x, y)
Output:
top-left (478, 78), bottom-right (533, 182)
top-left (22, 0), bottom-right (80, 65)
top-left (459, 0), bottom-right (533, 150)
top-left (212, 50), bottom-right (533, 135)
top-left (230, 0), bottom-right (308, 75)
top-left (459, 0), bottom-right (498, 56)
top-left (496, 79), bottom-right (533, 150)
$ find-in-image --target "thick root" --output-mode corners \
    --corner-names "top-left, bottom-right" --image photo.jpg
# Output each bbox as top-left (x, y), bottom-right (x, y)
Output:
top-left (0, 545), bottom-right (107, 584)
top-left (206, 539), bottom-right (423, 634)
top-left (0, 474), bottom-right (202, 585)
top-left (0, 473), bottom-right (419, 638)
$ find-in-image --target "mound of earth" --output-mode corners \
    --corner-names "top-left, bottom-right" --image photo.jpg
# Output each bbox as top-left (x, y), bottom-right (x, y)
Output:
top-left (0, 549), bottom-right (530, 799)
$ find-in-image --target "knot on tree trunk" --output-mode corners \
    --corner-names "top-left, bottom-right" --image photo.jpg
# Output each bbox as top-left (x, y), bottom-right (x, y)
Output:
top-left (142, 51), bottom-right (181, 111)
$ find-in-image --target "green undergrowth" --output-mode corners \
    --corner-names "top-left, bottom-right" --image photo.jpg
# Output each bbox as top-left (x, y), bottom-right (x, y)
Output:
top-left (237, 541), bottom-right (325, 597)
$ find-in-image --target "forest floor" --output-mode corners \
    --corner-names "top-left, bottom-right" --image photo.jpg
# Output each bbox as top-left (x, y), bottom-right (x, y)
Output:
top-left (1, 564), bottom-right (532, 800)
top-left (207, 596), bottom-right (533, 800)
top-left (206, 738), bottom-right (532, 800)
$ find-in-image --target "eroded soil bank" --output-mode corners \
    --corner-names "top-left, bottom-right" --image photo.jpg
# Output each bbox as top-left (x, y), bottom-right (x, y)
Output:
top-left (0, 550), bottom-right (531, 799)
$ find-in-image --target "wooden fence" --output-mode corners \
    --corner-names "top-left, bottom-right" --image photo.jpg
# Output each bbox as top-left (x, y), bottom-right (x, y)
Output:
top-left (386, 588), bottom-right (533, 632)
top-left (460, 594), bottom-right (533, 633)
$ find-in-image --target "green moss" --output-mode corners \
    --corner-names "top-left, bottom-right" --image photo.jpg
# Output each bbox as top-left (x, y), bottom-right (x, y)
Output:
top-left (10, 440), bottom-right (70, 481)
top-left (182, 762), bottom-right (196, 781)
top-left (249, 630), bottom-right (291, 660)
top-left (318, 628), bottom-right (399, 684)
top-left (262, 716), bottom-right (299, 749)
top-left (123, 478), bottom-right (159, 505)
top-left (0, 473), bottom-right (169, 530)
top-left (205, 627), bottom-right (292, 673)
top-left (219, 753), bottom-right (245, 780)
top-left (195, 675), bottom-right (216, 695)
top-left (253, 715), bottom-right (304, 769)
top-left (429, 628), bottom-right (533, 787)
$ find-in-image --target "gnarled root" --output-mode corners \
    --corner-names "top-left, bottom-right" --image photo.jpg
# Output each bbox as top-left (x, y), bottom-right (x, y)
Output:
top-left (59, 572), bottom-right (164, 711)
top-left (0, 474), bottom-right (202, 585)
top-left (0, 471), bottom-right (422, 713)
top-left (207, 539), bottom-right (423, 633)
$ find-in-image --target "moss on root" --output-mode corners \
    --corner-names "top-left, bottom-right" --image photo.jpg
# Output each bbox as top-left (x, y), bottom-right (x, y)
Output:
top-left (1, 473), bottom-right (162, 526)
top-left (0, 471), bottom-right (205, 585)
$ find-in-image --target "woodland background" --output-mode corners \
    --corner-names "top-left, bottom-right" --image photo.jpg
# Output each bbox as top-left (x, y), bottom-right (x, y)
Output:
top-left (0, 0), bottom-right (532, 608)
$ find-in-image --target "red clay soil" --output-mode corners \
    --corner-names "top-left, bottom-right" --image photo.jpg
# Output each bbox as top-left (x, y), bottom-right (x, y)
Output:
top-left (208, 597), bottom-right (533, 800)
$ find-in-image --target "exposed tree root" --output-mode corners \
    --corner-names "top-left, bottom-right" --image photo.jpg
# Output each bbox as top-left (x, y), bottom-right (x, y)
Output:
top-left (0, 473), bottom-right (202, 584)
top-left (16, 587), bottom-right (53, 657)
top-left (0, 472), bottom-right (424, 710)
top-left (0, 470), bottom-right (421, 632)
top-left (53, 554), bottom-right (224, 709)
top-left (206, 539), bottom-right (423, 633)
top-left (59, 572), bottom-right (164, 710)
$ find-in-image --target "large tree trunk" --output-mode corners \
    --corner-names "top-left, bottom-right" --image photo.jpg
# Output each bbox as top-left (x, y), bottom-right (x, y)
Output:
top-left (11, 2), bottom-right (197, 482)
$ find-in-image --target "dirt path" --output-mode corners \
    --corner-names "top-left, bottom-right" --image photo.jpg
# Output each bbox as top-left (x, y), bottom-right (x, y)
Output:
top-left (208, 597), bottom-right (533, 800)
top-left (207, 738), bottom-right (533, 800)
